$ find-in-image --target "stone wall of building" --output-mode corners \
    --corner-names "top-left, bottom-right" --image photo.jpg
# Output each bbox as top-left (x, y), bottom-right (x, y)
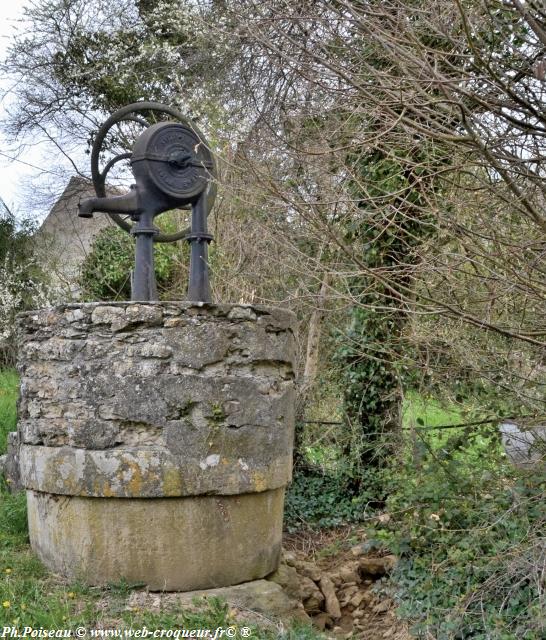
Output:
top-left (35, 177), bottom-right (114, 297)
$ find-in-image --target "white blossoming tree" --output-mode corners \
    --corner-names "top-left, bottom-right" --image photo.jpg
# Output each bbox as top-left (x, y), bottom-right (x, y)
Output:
top-left (0, 207), bottom-right (52, 366)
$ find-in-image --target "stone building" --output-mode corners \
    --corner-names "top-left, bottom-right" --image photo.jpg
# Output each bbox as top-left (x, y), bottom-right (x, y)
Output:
top-left (35, 176), bottom-right (115, 298)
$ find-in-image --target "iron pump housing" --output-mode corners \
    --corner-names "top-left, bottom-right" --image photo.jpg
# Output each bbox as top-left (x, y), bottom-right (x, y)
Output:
top-left (78, 102), bottom-right (216, 303)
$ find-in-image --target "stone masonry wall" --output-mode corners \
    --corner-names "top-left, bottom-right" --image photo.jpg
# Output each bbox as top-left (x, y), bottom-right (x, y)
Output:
top-left (17, 302), bottom-right (296, 499)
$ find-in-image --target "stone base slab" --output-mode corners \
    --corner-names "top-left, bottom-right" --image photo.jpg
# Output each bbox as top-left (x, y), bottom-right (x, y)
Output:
top-left (127, 579), bottom-right (310, 624)
top-left (27, 488), bottom-right (284, 591)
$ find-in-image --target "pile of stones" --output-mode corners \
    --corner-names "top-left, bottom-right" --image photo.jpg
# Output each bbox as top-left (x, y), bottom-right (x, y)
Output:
top-left (126, 544), bottom-right (406, 640)
top-left (270, 546), bottom-right (400, 637)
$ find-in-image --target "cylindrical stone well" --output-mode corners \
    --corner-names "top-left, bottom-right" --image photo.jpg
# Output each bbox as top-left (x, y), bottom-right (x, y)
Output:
top-left (16, 302), bottom-right (296, 591)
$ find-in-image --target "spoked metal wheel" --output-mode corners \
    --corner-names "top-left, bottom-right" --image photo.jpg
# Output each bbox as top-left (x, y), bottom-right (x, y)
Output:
top-left (90, 101), bottom-right (217, 243)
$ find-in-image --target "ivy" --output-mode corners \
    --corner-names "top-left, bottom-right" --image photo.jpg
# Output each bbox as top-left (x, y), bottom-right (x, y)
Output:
top-left (370, 427), bottom-right (546, 639)
top-left (335, 147), bottom-right (439, 476)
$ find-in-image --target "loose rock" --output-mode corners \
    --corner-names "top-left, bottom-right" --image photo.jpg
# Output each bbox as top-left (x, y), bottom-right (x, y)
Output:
top-left (333, 561), bottom-right (360, 584)
top-left (298, 560), bottom-right (322, 582)
top-left (338, 613), bottom-right (354, 633)
top-left (373, 600), bottom-right (391, 614)
top-left (303, 593), bottom-right (325, 615)
top-left (319, 575), bottom-right (341, 619)
top-left (281, 550), bottom-right (297, 567)
top-left (312, 613), bottom-right (333, 631)
top-left (350, 543), bottom-right (367, 558)
top-left (266, 564), bottom-right (301, 601)
top-left (350, 591), bottom-right (367, 608)
top-left (298, 575), bottom-right (321, 601)
top-left (359, 555), bottom-right (397, 577)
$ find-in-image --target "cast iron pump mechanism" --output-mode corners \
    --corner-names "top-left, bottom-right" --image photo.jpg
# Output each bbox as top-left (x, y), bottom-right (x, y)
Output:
top-left (78, 102), bottom-right (217, 302)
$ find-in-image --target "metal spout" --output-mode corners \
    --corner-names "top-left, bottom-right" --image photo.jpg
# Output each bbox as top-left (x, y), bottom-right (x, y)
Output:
top-left (78, 189), bottom-right (139, 219)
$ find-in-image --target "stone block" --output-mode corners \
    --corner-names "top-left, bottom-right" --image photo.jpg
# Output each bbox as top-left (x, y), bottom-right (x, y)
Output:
top-left (27, 488), bottom-right (285, 591)
top-left (0, 432), bottom-right (22, 492)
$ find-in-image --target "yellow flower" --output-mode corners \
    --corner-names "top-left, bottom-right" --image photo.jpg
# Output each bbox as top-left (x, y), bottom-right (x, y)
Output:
top-left (4, 568), bottom-right (12, 574)
top-left (67, 592), bottom-right (76, 599)
top-left (2, 601), bottom-right (10, 608)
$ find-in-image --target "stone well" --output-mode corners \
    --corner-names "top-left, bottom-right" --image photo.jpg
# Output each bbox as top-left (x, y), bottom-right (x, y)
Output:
top-left (16, 302), bottom-right (296, 591)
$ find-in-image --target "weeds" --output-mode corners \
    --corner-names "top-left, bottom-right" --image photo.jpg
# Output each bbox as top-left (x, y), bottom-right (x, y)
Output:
top-left (0, 368), bottom-right (18, 453)
top-left (371, 418), bottom-right (546, 639)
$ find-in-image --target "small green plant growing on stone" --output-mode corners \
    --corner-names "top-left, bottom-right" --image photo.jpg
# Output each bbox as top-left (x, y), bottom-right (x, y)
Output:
top-left (210, 403), bottom-right (226, 422)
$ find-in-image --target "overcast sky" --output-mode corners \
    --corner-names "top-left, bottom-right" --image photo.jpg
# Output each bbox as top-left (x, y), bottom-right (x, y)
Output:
top-left (0, 0), bottom-right (48, 219)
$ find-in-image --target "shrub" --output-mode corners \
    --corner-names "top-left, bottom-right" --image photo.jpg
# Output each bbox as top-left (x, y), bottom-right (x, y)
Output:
top-left (369, 420), bottom-right (546, 639)
top-left (0, 213), bottom-right (51, 366)
top-left (78, 225), bottom-right (184, 301)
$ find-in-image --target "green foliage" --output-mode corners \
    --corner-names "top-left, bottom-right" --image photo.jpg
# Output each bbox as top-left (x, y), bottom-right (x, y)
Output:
top-left (0, 212), bottom-right (51, 366)
top-left (334, 303), bottom-right (402, 468)
top-left (0, 210), bottom-right (46, 305)
top-left (0, 369), bottom-right (18, 454)
top-left (285, 469), bottom-right (364, 532)
top-left (334, 148), bottom-right (439, 476)
top-left (286, 393), bottom-right (465, 533)
top-left (78, 226), bottom-right (181, 301)
top-left (368, 415), bottom-right (545, 639)
top-left (289, 393), bottom-right (544, 636)
top-left (0, 213), bottom-right (36, 267)
top-left (284, 464), bottom-right (390, 532)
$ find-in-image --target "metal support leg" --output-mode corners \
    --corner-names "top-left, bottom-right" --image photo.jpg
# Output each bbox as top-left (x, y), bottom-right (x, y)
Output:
top-left (187, 196), bottom-right (213, 303)
top-left (131, 214), bottom-right (159, 301)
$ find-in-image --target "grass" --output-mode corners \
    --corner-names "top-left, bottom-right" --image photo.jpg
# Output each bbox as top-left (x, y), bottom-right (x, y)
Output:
top-left (402, 390), bottom-right (463, 431)
top-left (0, 368), bottom-right (18, 454)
